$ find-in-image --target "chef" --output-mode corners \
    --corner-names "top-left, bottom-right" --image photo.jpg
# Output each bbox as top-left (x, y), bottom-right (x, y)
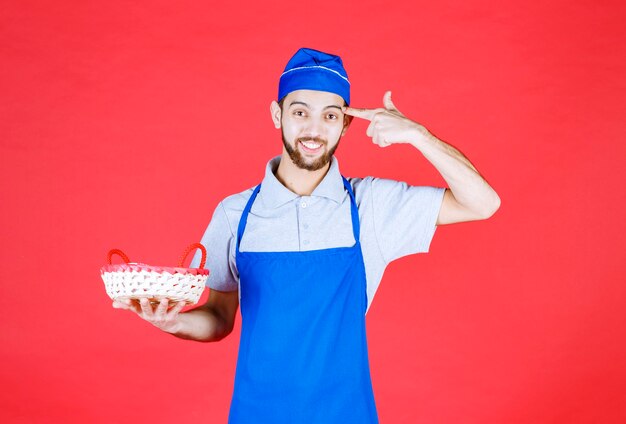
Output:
top-left (113, 47), bottom-right (501, 423)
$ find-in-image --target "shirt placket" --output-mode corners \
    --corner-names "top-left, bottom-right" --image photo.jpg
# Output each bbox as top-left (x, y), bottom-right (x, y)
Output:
top-left (297, 195), bottom-right (312, 250)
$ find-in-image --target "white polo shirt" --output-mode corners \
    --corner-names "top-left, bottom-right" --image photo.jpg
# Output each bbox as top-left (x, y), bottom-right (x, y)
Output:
top-left (191, 156), bottom-right (445, 313)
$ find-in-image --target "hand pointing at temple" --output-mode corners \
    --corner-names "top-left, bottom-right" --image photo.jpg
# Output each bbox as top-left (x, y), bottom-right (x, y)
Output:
top-left (343, 91), bottom-right (431, 148)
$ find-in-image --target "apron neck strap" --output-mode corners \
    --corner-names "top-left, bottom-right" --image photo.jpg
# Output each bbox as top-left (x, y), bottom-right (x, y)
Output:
top-left (341, 176), bottom-right (360, 242)
top-left (237, 183), bottom-right (262, 252)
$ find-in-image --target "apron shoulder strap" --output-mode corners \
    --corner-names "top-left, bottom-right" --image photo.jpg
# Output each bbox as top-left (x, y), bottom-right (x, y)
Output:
top-left (341, 176), bottom-right (360, 242)
top-left (236, 184), bottom-right (262, 252)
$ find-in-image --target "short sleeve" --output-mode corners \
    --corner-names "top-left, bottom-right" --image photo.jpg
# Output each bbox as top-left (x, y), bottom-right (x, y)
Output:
top-left (189, 202), bottom-right (239, 292)
top-left (371, 178), bottom-right (445, 263)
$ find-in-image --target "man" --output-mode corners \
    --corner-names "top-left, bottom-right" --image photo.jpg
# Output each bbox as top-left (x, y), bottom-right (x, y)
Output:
top-left (113, 47), bottom-right (500, 423)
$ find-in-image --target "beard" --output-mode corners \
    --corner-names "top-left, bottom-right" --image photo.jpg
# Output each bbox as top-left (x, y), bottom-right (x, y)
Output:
top-left (282, 132), bottom-right (341, 171)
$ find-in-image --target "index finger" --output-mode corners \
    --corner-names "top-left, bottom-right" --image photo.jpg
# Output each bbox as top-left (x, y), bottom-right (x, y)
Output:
top-left (343, 107), bottom-right (377, 121)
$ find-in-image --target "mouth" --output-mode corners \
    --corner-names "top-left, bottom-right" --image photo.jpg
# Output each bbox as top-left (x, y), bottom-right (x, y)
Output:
top-left (299, 140), bottom-right (324, 154)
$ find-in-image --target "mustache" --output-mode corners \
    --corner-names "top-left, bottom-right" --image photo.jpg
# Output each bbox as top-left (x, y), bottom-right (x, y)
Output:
top-left (297, 136), bottom-right (327, 145)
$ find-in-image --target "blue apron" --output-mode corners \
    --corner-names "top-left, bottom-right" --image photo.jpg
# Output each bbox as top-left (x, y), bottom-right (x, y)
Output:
top-left (229, 176), bottom-right (379, 423)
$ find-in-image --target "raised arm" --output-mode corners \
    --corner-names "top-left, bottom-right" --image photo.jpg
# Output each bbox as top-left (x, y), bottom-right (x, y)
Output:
top-left (343, 91), bottom-right (500, 225)
top-left (112, 288), bottom-right (239, 342)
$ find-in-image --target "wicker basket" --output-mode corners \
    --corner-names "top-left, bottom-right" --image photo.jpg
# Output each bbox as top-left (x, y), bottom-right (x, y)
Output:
top-left (101, 243), bottom-right (209, 305)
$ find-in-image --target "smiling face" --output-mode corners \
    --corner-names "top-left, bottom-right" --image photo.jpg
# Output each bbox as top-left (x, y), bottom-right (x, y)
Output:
top-left (271, 89), bottom-right (351, 171)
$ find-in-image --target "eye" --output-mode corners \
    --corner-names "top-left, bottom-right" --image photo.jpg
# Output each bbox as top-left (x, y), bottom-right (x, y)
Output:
top-left (293, 110), bottom-right (305, 117)
top-left (327, 113), bottom-right (337, 120)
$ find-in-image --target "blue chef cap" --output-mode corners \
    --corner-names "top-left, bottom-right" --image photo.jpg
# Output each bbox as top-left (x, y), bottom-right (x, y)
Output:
top-left (278, 47), bottom-right (350, 105)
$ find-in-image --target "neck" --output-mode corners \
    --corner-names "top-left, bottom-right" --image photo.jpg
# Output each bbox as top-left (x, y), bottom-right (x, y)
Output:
top-left (275, 151), bottom-right (331, 196)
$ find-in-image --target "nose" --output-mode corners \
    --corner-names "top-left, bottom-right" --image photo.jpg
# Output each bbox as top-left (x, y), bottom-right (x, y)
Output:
top-left (302, 115), bottom-right (325, 138)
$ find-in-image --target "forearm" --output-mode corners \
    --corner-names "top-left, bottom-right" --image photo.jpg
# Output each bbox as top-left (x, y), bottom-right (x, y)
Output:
top-left (410, 129), bottom-right (500, 217)
top-left (168, 306), bottom-right (232, 342)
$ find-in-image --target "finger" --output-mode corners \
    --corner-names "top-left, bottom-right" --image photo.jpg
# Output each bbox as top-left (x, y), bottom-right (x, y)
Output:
top-left (343, 106), bottom-right (377, 121)
top-left (112, 298), bottom-right (131, 309)
top-left (139, 298), bottom-right (153, 316)
top-left (383, 90), bottom-right (398, 112)
top-left (366, 120), bottom-right (376, 138)
top-left (373, 132), bottom-right (382, 147)
top-left (128, 301), bottom-right (141, 314)
top-left (166, 301), bottom-right (187, 320)
top-left (155, 298), bottom-right (169, 318)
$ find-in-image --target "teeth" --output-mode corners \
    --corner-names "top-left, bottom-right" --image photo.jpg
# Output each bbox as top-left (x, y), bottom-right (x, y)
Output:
top-left (302, 141), bottom-right (321, 149)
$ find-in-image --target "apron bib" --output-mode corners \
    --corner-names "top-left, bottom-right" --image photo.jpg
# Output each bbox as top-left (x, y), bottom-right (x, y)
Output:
top-left (229, 176), bottom-right (378, 423)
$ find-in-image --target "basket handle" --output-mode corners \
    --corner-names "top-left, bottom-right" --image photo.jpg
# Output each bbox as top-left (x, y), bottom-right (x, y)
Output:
top-left (107, 249), bottom-right (130, 264)
top-left (178, 243), bottom-right (206, 269)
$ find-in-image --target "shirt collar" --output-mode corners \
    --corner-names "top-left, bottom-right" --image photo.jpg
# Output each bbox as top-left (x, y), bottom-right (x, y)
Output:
top-left (259, 156), bottom-right (346, 209)
top-left (311, 156), bottom-right (345, 203)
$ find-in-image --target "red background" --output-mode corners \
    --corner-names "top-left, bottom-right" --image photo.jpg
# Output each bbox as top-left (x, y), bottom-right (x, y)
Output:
top-left (1, 1), bottom-right (625, 422)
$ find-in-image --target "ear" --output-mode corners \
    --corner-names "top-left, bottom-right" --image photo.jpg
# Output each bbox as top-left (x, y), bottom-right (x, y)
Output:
top-left (341, 114), bottom-right (353, 136)
top-left (270, 101), bottom-right (282, 129)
